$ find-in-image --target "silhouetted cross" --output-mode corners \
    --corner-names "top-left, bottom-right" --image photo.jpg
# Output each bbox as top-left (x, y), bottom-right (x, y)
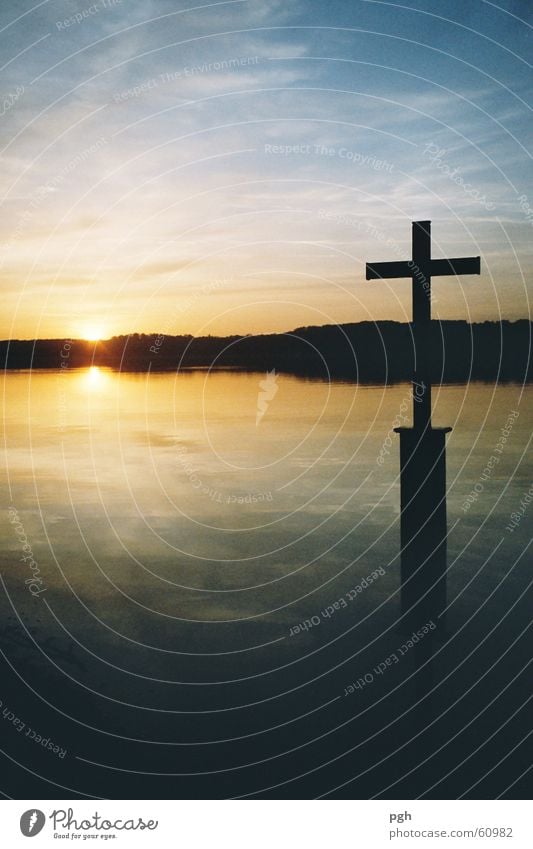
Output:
top-left (366, 221), bottom-right (480, 430)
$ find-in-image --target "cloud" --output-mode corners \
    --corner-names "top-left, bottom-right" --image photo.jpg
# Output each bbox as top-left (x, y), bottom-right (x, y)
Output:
top-left (130, 259), bottom-right (194, 279)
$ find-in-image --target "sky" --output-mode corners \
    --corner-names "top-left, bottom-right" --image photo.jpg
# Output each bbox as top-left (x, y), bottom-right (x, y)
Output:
top-left (0, 0), bottom-right (531, 339)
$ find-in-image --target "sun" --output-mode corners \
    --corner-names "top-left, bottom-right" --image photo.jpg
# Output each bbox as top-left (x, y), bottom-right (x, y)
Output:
top-left (82, 325), bottom-right (104, 342)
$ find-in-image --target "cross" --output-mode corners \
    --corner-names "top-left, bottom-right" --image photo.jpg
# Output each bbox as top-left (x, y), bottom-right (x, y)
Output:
top-left (366, 221), bottom-right (480, 430)
top-left (365, 220), bottom-right (481, 633)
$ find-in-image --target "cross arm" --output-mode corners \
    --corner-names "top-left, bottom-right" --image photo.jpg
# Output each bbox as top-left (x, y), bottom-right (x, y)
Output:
top-left (366, 260), bottom-right (412, 280)
top-left (429, 257), bottom-right (480, 277)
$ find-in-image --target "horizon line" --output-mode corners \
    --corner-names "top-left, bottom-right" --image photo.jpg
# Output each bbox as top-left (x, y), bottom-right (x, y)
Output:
top-left (1, 316), bottom-right (532, 344)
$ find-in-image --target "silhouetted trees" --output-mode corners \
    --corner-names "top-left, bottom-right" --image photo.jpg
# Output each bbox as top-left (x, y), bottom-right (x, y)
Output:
top-left (1, 321), bottom-right (530, 383)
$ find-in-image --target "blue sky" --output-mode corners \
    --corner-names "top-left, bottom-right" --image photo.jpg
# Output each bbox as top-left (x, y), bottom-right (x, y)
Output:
top-left (0, 0), bottom-right (531, 338)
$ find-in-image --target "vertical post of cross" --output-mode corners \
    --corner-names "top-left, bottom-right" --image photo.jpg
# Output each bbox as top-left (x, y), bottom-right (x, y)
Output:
top-left (411, 220), bottom-right (432, 432)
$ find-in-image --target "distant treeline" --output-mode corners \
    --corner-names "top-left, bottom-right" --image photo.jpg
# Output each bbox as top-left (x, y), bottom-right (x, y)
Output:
top-left (1, 321), bottom-right (531, 382)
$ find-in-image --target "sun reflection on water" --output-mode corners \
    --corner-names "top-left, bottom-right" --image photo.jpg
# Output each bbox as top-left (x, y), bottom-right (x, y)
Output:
top-left (80, 366), bottom-right (112, 392)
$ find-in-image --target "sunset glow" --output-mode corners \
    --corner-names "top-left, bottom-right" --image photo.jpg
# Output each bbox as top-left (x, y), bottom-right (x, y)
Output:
top-left (0, 2), bottom-right (530, 341)
top-left (1, 0), bottom-right (531, 807)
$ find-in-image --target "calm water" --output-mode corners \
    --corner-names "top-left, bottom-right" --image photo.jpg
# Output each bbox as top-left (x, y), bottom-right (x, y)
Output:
top-left (1, 369), bottom-right (531, 798)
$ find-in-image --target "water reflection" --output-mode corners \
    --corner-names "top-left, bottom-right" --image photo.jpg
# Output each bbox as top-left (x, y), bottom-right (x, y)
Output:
top-left (81, 365), bottom-right (110, 391)
top-left (1, 369), bottom-right (531, 798)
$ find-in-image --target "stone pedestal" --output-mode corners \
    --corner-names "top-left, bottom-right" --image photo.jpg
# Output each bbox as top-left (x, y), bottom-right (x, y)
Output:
top-left (394, 425), bottom-right (451, 633)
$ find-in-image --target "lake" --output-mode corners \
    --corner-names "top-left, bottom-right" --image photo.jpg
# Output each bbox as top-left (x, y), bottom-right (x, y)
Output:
top-left (1, 369), bottom-right (531, 799)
